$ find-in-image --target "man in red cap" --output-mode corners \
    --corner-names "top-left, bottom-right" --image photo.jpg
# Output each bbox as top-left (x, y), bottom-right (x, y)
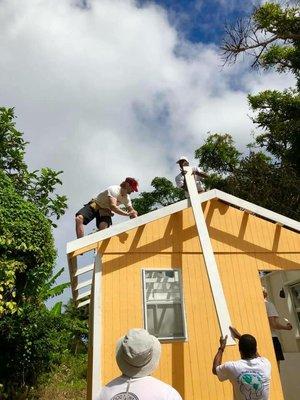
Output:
top-left (75, 177), bottom-right (139, 238)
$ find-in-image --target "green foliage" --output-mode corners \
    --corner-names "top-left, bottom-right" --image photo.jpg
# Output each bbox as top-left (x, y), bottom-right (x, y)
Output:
top-left (30, 354), bottom-right (87, 400)
top-left (253, 3), bottom-right (300, 38)
top-left (249, 89), bottom-right (300, 173)
top-left (194, 133), bottom-right (300, 221)
top-left (37, 268), bottom-right (70, 303)
top-left (132, 177), bottom-right (185, 215)
top-left (0, 107), bottom-right (67, 226)
top-left (195, 133), bottom-right (241, 174)
top-left (0, 303), bottom-right (87, 399)
top-left (222, 2), bottom-right (300, 78)
top-left (0, 107), bottom-right (77, 399)
top-left (0, 171), bottom-right (56, 314)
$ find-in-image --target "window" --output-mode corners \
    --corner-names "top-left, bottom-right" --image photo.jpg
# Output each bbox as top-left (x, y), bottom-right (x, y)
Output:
top-left (289, 281), bottom-right (300, 329)
top-left (142, 269), bottom-right (187, 340)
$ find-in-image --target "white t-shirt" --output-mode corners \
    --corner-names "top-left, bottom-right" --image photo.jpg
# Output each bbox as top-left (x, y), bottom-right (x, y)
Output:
top-left (175, 167), bottom-right (205, 193)
top-left (216, 357), bottom-right (271, 400)
top-left (265, 300), bottom-right (279, 337)
top-left (94, 185), bottom-right (132, 212)
top-left (97, 375), bottom-right (182, 400)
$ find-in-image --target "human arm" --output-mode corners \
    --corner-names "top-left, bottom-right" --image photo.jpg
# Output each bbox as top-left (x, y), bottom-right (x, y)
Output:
top-left (108, 196), bottom-right (131, 217)
top-left (193, 167), bottom-right (209, 178)
top-left (268, 316), bottom-right (292, 331)
top-left (212, 335), bottom-right (227, 375)
top-left (127, 205), bottom-right (138, 218)
top-left (175, 172), bottom-right (186, 189)
top-left (266, 301), bottom-right (292, 331)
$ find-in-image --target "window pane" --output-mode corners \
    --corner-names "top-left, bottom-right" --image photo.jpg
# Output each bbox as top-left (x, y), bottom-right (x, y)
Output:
top-left (147, 303), bottom-right (184, 338)
top-left (145, 270), bottom-right (181, 302)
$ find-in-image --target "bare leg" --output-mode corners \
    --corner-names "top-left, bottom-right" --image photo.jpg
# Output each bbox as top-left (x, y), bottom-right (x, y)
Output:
top-left (98, 221), bottom-right (109, 231)
top-left (76, 215), bottom-right (85, 238)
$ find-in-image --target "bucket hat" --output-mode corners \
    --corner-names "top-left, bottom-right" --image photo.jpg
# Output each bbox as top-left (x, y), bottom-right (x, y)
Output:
top-left (116, 328), bottom-right (161, 378)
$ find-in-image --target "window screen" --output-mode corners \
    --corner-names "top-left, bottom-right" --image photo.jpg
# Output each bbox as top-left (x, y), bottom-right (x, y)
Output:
top-left (142, 270), bottom-right (187, 340)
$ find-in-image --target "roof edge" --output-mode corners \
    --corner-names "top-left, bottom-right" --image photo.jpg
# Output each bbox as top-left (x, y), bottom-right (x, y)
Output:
top-left (67, 188), bottom-right (299, 254)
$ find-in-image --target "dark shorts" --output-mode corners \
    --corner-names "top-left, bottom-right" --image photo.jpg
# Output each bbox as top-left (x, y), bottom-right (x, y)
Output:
top-left (76, 204), bottom-right (112, 228)
top-left (272, 337), bottom-right (284, 361)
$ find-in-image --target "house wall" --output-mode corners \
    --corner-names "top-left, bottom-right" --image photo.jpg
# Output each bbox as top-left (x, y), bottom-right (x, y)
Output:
top-left (96, 199), bottom-right (300, 400)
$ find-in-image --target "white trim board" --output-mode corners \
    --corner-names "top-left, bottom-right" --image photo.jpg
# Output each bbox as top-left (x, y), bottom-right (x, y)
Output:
top-left (88, 254), bottom-right (102, 400)
top-left (184, 167), bottom-right (235, 345)
top-left (67, 189), bottom-right (299, 255)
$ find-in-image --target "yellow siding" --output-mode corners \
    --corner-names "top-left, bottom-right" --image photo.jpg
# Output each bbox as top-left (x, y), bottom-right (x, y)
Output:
top-left (96, 200), bottom-right (299, 399)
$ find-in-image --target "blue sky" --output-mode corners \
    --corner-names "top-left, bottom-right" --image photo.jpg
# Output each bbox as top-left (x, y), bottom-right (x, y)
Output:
top-left (137, 0), bottom-right (255, 43)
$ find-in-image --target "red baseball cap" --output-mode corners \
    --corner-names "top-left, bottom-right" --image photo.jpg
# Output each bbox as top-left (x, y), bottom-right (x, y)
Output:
top-left (125, 177), bottom-right (139, 192)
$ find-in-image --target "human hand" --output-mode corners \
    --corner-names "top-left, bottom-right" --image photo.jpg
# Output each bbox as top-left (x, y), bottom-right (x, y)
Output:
top-left (129, 211), bottom-right (138, 219)
top-left (286, 323), bottom-right (293, 330)
top-left (219, 335), bottom-right (227, 350)
top-left (229, 326), bottom-right (241, 340)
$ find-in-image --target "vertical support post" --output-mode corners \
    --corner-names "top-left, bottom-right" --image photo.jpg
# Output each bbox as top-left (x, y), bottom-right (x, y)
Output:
top-left (87, 253), bottom-right (103, 400)
top-left (184, 166), bottom-right (235, 345)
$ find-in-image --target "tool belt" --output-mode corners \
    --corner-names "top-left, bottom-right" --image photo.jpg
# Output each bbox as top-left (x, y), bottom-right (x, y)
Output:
top-left (89, 201), bottom-right (114, 216)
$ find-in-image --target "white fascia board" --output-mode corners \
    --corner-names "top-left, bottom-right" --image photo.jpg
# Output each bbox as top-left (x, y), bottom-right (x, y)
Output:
top-left (214, 190), bottom-right (300, 232)
top-left (67, 189), bottom-right (217, 254)
top-left (67, 198), bottom-right (192, 254)
top-left (66, 187), bottom-right (299, 256)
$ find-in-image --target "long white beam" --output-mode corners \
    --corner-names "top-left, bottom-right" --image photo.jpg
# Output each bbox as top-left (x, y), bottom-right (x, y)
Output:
top-left (184, 167), bottom-right (235, 345)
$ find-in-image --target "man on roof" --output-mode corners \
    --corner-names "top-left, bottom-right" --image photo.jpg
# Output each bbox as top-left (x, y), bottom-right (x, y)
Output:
top-left (175, 156), bottom-right (208, 196)
top-left (75, 177), bottom-right (139, 238)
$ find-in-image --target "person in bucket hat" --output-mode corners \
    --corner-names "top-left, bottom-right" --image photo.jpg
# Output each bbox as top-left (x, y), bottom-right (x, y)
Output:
top-left (97, 328), bottom-right (182, 400)
top-left (175, 156), bottom-right (208, 197)
top-left (75, 178), bottom-right (138, 238)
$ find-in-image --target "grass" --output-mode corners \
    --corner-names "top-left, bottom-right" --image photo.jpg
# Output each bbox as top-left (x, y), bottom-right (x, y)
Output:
top-left (30, 354), bottom-right (87, 400)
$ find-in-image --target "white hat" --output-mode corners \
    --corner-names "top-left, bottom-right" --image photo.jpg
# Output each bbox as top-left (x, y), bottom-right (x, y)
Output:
top-left (176, 156), bottom-right (189, 164)
top-left (116, 328), bottom-right (161, 378)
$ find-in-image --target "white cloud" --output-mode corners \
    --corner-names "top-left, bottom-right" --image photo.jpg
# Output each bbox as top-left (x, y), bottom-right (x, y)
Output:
top-left (0, 0), bottom-right (295, 301)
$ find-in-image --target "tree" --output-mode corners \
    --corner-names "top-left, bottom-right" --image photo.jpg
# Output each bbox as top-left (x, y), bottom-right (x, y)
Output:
top-left (195, 133), bottom-right (300, 220)
top-left (132, 177), bottom-right (185, 215)
top-left (221, 2), bottom-right (300, 73)
top-left (0, 107), bottom-right (67, 226)
top-left (0, 107), bottom-right (73, 399)
top-left (0, 170), bottom-right (56, 315)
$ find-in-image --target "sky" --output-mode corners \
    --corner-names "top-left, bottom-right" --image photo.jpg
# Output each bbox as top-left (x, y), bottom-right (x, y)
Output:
top-left (0, 0), bottom-right (295, 305)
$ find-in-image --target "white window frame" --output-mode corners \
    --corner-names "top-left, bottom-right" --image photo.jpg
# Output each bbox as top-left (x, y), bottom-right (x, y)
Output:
top-left (286, 279), bottom-right (300, 336)
top-left (142, 269), bottom-right (188, 341)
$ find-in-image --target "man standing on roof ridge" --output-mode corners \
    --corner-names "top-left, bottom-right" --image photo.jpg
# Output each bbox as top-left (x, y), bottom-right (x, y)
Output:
top-left (75, 177), bottom-right (139, 238)
top-left (175, 156), bottom-right (208, 197)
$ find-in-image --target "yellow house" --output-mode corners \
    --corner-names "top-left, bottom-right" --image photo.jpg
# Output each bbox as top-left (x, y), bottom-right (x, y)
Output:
top-left (67, 169), bottom-right (300, 400)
